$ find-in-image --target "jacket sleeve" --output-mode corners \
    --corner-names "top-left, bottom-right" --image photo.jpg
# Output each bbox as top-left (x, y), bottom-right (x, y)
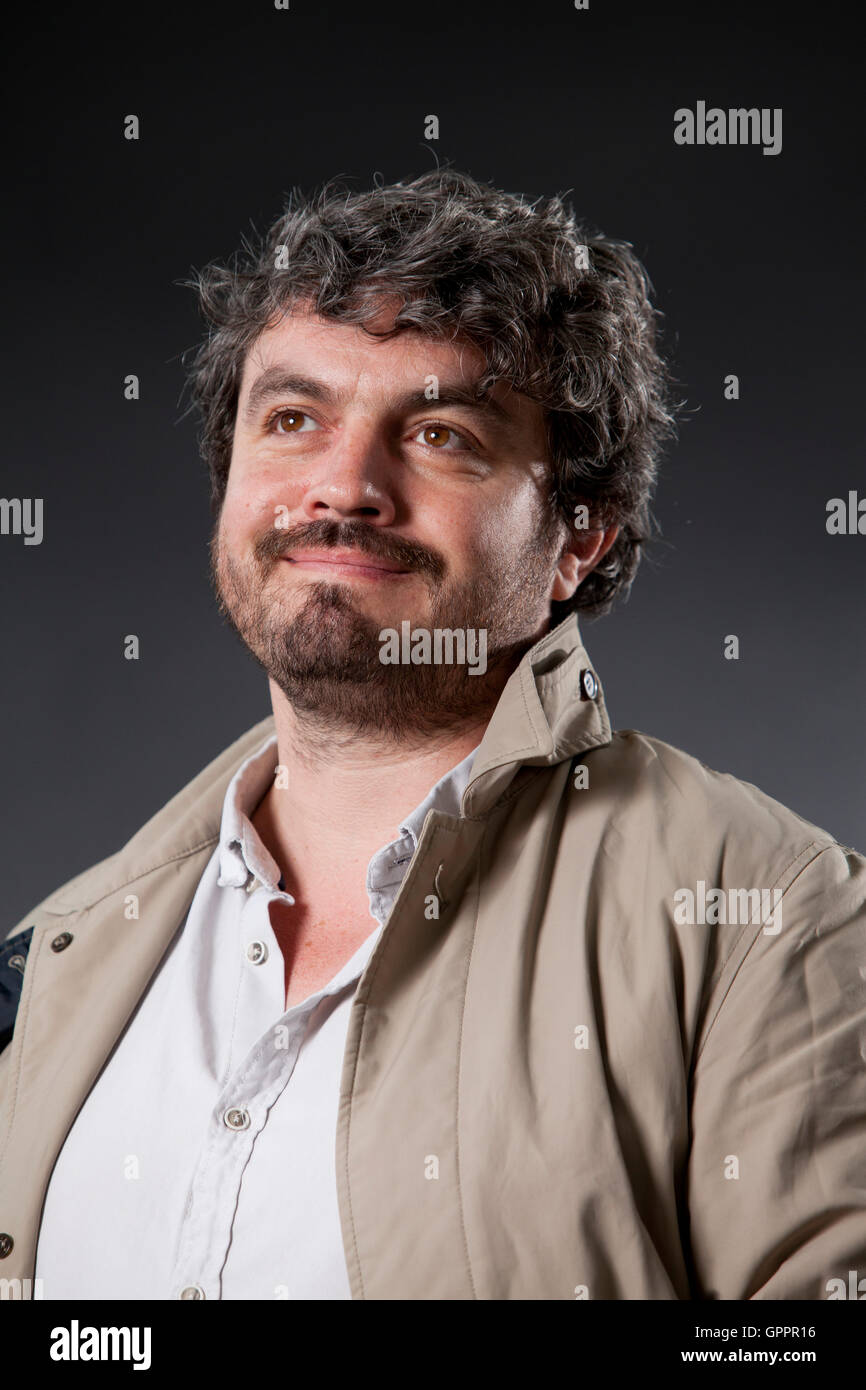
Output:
top-left (686, 841), bottom-right (866, 1299)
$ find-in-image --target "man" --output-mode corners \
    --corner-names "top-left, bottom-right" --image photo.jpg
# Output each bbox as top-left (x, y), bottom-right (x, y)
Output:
top-left (1, 169), bottom-right (864, 1301)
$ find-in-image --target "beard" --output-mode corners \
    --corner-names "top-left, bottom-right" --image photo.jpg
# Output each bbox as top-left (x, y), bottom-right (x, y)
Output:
top-left (209, 514), bottom-right (563, 744)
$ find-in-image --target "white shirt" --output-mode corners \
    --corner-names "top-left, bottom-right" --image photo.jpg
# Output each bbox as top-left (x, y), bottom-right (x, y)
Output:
top-left (34, 732), bottom-right (478, 1300)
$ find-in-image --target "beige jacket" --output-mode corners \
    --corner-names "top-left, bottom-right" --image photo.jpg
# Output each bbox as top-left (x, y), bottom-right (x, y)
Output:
top-left (1, 614), bottom-right (865, 1300)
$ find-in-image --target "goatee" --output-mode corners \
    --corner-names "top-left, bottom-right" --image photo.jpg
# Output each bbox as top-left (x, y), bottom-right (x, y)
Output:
top-left (209, 516), bottom-right (560, 744)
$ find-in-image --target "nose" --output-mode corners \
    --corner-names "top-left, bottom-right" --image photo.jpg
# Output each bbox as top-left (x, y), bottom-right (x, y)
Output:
top-left (299, 428), bottom-right (397, 526)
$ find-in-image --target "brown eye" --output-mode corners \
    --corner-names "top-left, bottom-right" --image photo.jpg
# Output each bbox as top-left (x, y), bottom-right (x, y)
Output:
top-left (414, 423), bottom-right (476, 456)
top-left (422, 425), bottom-right (453, 447)
top-left (276, 410), bottom-right (306, 432)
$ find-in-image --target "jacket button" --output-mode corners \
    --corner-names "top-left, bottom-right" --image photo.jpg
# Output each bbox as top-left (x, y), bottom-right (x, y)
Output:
top-left (579, 669), bottom-right (598, 700)
top-left (50, 932), bottom-right (73, 953)
top-left (0, 1233), bottom-right (13, 1258)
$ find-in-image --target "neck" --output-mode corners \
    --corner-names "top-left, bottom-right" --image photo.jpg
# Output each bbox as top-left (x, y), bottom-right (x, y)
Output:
top-left (251, 680), bottom-right (497, 898)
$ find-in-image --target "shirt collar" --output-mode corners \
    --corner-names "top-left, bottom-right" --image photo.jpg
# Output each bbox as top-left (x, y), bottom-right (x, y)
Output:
top-left (217, 735), bottom-right (284, 891)
top-left (396, 744), bottom-right (478, 847)
top-left (216, 734), bottom-right (480, 893)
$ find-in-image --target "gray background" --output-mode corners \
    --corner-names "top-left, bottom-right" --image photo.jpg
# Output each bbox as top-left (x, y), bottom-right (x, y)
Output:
top-left (2, 0), bottom-right (863, 934)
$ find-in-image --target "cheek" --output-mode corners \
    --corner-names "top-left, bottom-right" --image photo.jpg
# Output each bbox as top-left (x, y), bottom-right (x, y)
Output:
top-left (470, 483), bottom-right (548, 560)
top-left (223, 462), bottom-right (301, 535)
top-left (427, 485), bottom-right (543, 578)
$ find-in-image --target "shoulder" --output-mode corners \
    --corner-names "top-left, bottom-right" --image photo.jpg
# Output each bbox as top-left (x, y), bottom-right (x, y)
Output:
top-left (3, 713), bottom-right (275, 939)
top-left (590, 728), bottom-right (836, 842)
top-left (580, 728), bottom-right (852, 889)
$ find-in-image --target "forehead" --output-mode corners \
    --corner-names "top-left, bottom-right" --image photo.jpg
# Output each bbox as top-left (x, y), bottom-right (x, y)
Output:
top-left (237, 297), bottom-right (525, 418)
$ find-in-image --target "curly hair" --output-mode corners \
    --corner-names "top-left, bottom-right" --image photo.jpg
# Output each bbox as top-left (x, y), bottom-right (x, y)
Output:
top-left (179, 167), bottom-right (682, 618)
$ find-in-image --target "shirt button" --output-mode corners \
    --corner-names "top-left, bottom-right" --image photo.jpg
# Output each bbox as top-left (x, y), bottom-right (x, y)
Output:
top-left (178, 1285), bottom-right (205, 1300)
top-left (223, 1107), bottom-right (250, 1130)
top-left (0, 1233), bottom-right (13, 1258)
top-left (51, 932), bottom-right (73, 952)
top-left (246, 941), bottom-right (268, 965)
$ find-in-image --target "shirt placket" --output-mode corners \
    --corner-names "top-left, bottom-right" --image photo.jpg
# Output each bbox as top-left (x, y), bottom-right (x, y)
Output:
top-left (170, 883), bottom-right (309, 1300)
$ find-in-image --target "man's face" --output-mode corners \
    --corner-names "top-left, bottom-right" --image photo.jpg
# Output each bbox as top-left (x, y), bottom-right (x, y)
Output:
top-left (210, 297), bottom-right (572, 739)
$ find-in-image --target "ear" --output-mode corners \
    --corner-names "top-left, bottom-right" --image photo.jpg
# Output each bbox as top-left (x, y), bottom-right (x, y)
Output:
top-left (551, 521), bottom-right (620, 603)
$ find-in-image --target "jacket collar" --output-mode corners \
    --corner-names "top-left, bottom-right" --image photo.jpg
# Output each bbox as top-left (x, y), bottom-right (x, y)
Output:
top-left (40, 612), bottom-right (610, 915)
top-left (462, 611), bottom-right (610, 817)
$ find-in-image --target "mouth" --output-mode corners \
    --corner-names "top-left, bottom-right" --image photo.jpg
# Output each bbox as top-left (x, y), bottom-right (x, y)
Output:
top-left (281, 550), bottom-right (412, 581)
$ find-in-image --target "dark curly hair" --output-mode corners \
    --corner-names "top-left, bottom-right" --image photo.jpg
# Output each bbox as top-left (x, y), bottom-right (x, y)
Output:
top-left (180, 167), bottom-right (682, 618)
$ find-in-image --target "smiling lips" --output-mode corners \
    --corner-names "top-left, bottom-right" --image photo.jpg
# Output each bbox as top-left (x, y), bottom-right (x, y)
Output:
top-left (282, 550), bottom-right (411, 579)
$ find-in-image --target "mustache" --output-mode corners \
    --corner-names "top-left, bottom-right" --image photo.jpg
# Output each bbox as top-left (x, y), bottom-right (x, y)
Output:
top-left (254, 519), bottom-right (446, 582)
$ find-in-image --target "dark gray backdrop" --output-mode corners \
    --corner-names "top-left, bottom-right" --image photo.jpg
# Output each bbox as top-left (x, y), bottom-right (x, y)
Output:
top-left (2, 0), bottom-right (863, 933)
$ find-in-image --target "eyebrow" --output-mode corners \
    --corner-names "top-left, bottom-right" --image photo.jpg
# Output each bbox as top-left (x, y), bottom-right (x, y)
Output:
top-left (241, 368), bottom-right (515, 430)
